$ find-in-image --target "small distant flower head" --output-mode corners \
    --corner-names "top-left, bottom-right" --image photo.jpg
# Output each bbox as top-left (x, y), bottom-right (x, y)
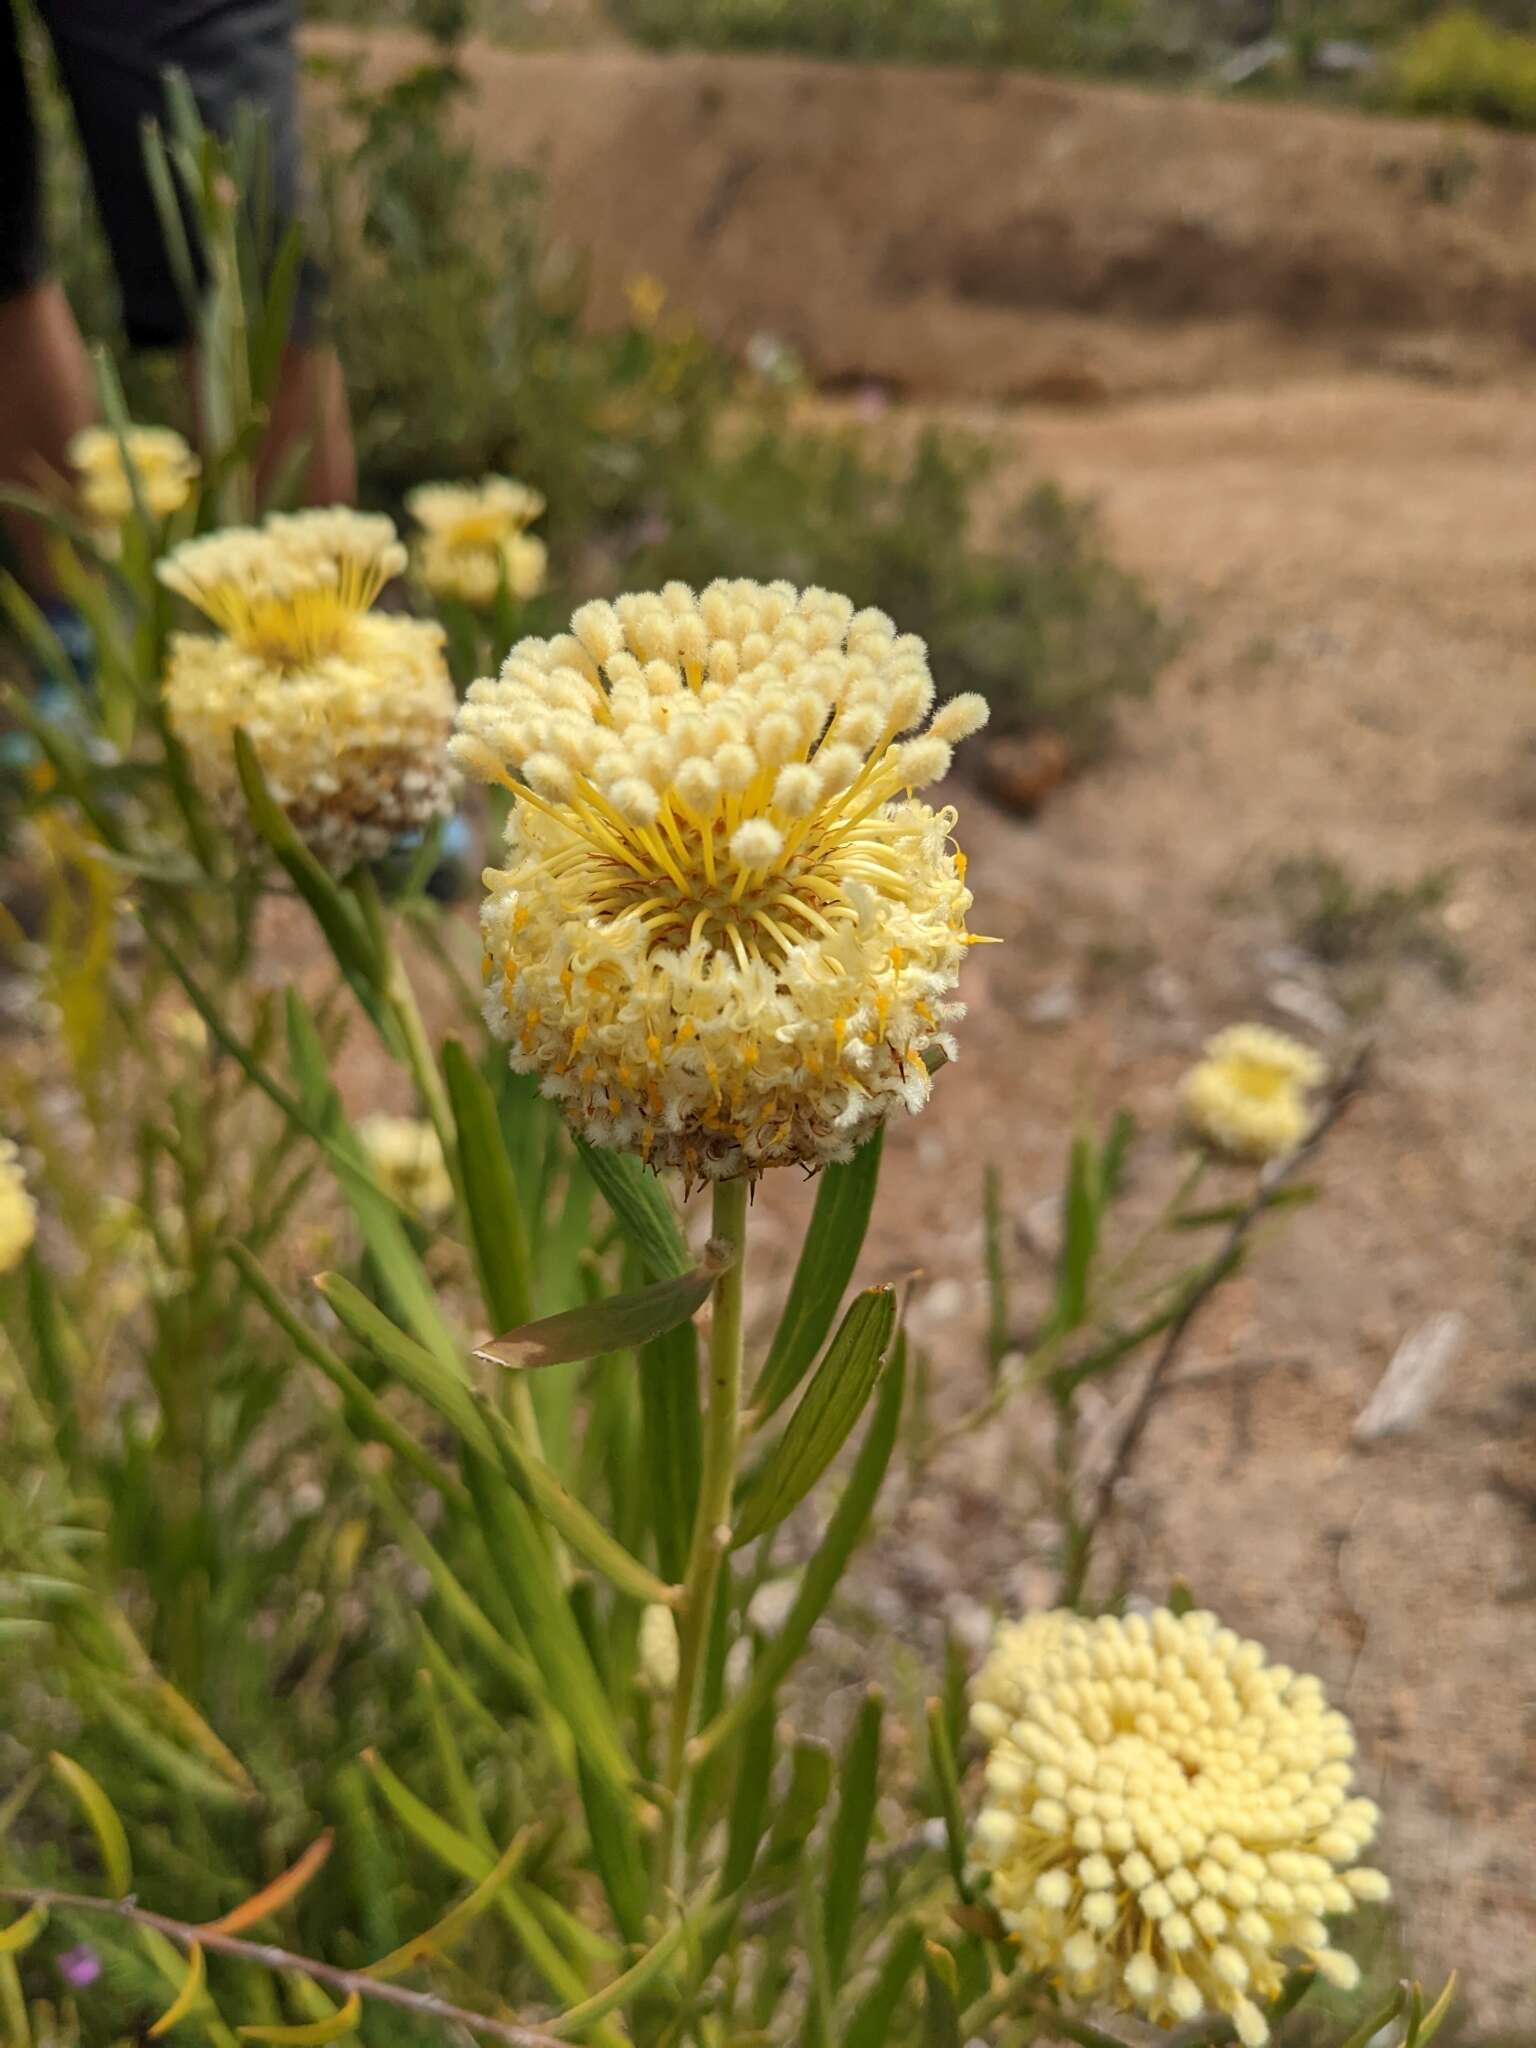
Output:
top-left (1181, 1025), bottom-right (1326, 1162)
top-left (453, 579), bottom-right (990, 1181)
top-left (970, 1607), bottom-right (1389, 2045)
top-left (626, 274), bottom-right (668, 328)
top-left (68, 424), bottom-right (199, 531)
top-left (357, 1114), bottom-right (454, 1221)
top-left (637, 1602), bottom-right (680, 1694)
top-left (408, 477), bottom-right (548, 609)
top-left (56, 1944), bottom-right (102, 1990)
top-left (159, 508), bottom-right (458, 873)
top-left (0, 1138), bottom-right (37, 1273)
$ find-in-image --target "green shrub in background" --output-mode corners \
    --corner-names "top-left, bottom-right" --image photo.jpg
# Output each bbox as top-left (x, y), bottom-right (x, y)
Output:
top-left (1382, 7), bottom-right (1536, 125)
top-left (14, 4), bottom-right (1167, 758)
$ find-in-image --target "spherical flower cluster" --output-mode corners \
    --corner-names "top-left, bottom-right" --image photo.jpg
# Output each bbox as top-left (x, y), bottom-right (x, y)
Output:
top-left (357, 1114), bottom-right (454, 1221)
top-left (452, 579), bottom-right (990, 1181)
top-left (0, 1139), bottom-right (38, 1274)
top-left (1181, 1025), bottom-right (1326, 1162)
top-left (68, 424), bottom-right (199, 533)
top-left (969, 1608), bottom-right (1389, 2046)
top-left (408, 477), bottom-right (548, 609)
top-left (159, 508), bottom-right (458, 873)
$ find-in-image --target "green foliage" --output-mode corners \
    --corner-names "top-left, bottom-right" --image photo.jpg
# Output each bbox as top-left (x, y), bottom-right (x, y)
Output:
top-left (1272, 851), bottom-right (1469, 995)
top-left (1384, 7), bottom-right (1536, 125)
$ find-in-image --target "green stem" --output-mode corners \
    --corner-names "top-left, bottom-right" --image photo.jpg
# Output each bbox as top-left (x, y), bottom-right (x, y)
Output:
top-left (659, 1174), bottom-right (749, 1900)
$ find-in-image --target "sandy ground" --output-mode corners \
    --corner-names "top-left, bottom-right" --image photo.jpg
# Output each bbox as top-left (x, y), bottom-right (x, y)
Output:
top-left (752, 373), bottom-right (1535, 2031)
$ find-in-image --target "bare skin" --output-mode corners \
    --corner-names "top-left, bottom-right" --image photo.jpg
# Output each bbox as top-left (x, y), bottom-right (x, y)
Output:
top-left (0, 277), bottom-right (356, 600)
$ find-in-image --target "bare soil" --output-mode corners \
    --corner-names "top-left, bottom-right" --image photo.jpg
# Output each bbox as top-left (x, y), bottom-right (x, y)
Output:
top-left (777, 373), bottom-right (1536, 2032)
top-left (308, 31), bottom-right (1536, 400)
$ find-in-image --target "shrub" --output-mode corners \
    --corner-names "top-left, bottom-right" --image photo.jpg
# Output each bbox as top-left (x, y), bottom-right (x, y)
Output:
top-left (1383, 7), bottom-right (1536, 126)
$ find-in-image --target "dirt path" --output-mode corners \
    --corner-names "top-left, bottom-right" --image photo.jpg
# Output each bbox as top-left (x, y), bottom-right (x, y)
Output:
top-left (805, 374), bottom-right (1534, 2028)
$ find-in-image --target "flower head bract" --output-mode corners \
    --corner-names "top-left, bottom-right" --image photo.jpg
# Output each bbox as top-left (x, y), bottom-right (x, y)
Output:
top-left (69, 424), bottom-right (199, 532)
top-left (970, 1607), bottom-right (1388, 2045)
top-left (452, 579), bottom-right (990, 1181)
top-left (159, 508), bottom-right (458, 873)
top-left (408, 477), bottom-right (548, 609)
top-left (1181, 1025), bottom-right (1326, 1163)
top-left (0, 1139), bottom-right (37, 1274)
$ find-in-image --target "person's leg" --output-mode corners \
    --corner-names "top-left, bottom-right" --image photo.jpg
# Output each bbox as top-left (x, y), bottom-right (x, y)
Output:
top-left (257, 341), bottom-right (356, 510)
top-left (0, 10), bottom-right (95, 597)
top-left (45, 0), bottom-right (355, 509)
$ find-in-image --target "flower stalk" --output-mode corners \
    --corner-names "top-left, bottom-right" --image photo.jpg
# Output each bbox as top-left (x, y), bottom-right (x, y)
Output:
top-left (659, 1172), bottom-right (749, 1898)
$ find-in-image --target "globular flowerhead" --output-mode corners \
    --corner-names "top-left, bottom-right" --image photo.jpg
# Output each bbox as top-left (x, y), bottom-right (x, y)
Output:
top-left (0, 1138), bottom-right (37, 1274)
top-left (68, 424), bottom-right (199, 538)
top-left (357, 1114), bottom-right (454, 1222)
top-left (1181, 1025), bottom-right (1326, 1163)
top-left (452, 579), bottom-right (990, 1181)
top-left (158, 508), bottom-right (458, 874)
top-left (970, 1608), bottom-right (1389, 2046)
top-left (408, 477), bottom-right (548, 609)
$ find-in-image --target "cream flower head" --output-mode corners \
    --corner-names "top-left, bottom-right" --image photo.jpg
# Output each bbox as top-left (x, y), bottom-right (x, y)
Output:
top-left (452, 580), bottom-right (990, 1181)
top-left (159, 509), bottom-right (458, 874)
top-left (970, 1608), bottom-right (1389, 2046)
top-left (408, 477), bottom-right (548, 609)
top-left (1181, 1025), bottom-right (1326, 1163)
top-left (357, 1113), bottom-right (454, 1221)
top-left (69, 425), bottom-right (199, 533)
top-left (0, 1139), bottom-right (38, 1274)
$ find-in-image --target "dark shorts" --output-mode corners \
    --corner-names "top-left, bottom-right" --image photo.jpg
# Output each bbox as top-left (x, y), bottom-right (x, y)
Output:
top-left (1, 0), bottom-right (322, 348)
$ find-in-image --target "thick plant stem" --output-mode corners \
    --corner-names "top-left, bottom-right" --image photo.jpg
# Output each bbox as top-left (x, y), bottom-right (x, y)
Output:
top-left (659, 1174), bottom-right (749, 1899)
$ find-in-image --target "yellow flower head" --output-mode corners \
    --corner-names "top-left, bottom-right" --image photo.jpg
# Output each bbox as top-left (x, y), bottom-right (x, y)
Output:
top-left (1180, 1025), bottom-right (1326, 1163)
top-left (0, 1139), bottom-right (38, 1274)
top-left (408, 477), bottom-right (548, 609)
top-left (970, 1608), bottom-right (1389, 2046)
top-left (159, 509), bottom-right (458, 873)
top-left (69, 425), bottom-right (199, 531)
top-left (453, 580), bottom-right (989, 1181)
top-left (357, 1113), bottom-right (454, 1221)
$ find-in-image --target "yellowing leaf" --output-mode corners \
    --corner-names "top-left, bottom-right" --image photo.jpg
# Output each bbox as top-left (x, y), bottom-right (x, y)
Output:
top-left (238, 1993), bottom-right (362, 2044)
top-left (148, 1942), bottom-right (205, 2038)
top-left (50, 1752), bottom-right (132, 1897)
top-left (199, 1833), bottom-right (334, 1936)
top-left (0, 1906), bottom-right (47, 1955)
top-left (366, 1828), bottom-right (526, 1980)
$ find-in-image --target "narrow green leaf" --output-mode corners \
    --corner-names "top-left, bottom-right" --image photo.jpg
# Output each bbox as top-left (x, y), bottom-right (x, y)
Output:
top-left (721, 1685), bottom-right (778, 1894)
top-left (443, 1038), bottom-right (535, 1330)
top-left (1412, 1972), bottom-right (1458, 2048)
top-left (473, 1249), bottom-right (729, 1373)
top-left (1053, 1131), bottom-right (1099, 1335)
top-left (24, 1254), bottom-right (81, 1474)
top-left (229, 1245), bottom-right (466, 1505)
top-left (148, 1940), bottom-right (206, 2038)
top-left (752, 1126), bottom-right (884, 1420)
top-left (234, 732), bottom-right (384, 1012)
top-left (286, 993), bottom-right (461, 1369)
top-left (237, 1992), bottom-right (360, 2045)
top-left (762, 1738), bottom-right (834, 1878)
top-left (844, 1922), bottom-right (925, 2048)
top-left (983, 1163), bottom-right (1010, 1382)
top-left (574, 1137), bottom-right (687, 1279)
top-left (922, 1943), bottom-right (962, 2048)
top-left (1100, 1109), bottom-right (1136, 1199)
top-left (824, 1687), bottom-right (883, 1983)
top-left (638, 1319), bottom-right (701, 1585)
top-left (925, 1698), bottom-right (972, 1905)
top-left (1174, 1184), bottom-right (1319, 1229)
top-left (480, 1400), bottom-right (675, 1606)
top-left (317, 1274), bottom-right (488, 1457)
top-left (367, 1829), bottom-right (527, 1980)
top-left (1334, 1984), bottom-right (1409, 2048)
top-left (463, 1457), bottom-right (639, 1805)
top-left (694, 1337), bottom-right (906, 1765)
top-left (546, 1908), bottom-right (719, 2039)
top-left (49, 1753), bottom-right (131, 1896)
top-left (732, 1287), bottom-right (896, 1548)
